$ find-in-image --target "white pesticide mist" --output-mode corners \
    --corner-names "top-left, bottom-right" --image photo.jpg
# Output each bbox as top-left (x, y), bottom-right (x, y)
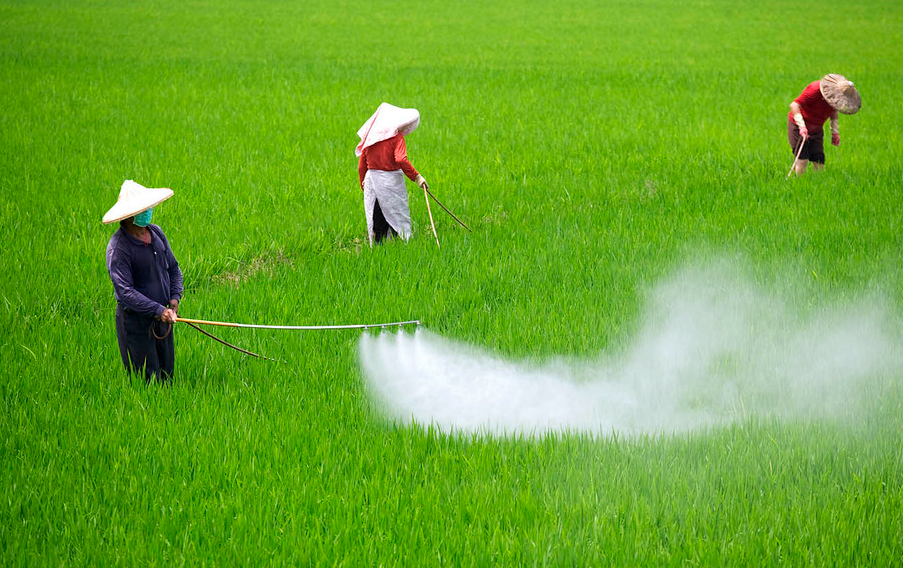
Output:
top-left (358, 262), bottom-right (902, 437)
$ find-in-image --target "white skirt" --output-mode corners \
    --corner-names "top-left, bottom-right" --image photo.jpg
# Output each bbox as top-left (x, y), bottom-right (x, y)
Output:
top-left (363, 169), bottom-right (411, 246)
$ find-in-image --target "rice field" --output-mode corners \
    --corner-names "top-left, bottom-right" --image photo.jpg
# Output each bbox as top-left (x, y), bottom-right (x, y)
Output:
top-left (2, 0), bottom-right (903, 564)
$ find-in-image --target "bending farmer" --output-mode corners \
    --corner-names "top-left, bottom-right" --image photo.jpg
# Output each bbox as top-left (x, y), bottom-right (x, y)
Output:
top-left (788, 73), bottom-right (861, 176)
top-left (356, 102), bottom-right (429, 245)
top-left (103, 180), bottom-right (183, 383)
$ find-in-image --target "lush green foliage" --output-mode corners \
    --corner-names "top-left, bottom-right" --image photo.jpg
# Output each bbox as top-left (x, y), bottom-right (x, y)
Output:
top-left (2, 0), bottom-right (902, 564)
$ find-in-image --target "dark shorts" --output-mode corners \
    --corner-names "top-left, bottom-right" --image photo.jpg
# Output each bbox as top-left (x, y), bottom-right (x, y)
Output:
top-left (788, 118), bottom-right (825, 164)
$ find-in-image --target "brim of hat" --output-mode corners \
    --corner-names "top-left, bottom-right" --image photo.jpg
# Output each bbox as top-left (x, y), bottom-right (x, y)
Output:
top-left (398, 116), bottom-right (420, 136)
top-left (820, 80), bottom-right (862, 115)
top-left (102, 188), bottom-right (174, 224)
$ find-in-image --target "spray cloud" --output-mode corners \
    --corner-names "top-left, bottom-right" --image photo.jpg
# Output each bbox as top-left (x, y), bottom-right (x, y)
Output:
top-left (358, 262), bottom-right (901, 437)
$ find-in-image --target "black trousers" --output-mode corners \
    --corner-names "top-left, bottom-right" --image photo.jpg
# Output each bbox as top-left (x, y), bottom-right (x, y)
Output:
top-left (372, 199), bottom-right (398, 244)
top-left (115, 306), bottom-right (175, 383)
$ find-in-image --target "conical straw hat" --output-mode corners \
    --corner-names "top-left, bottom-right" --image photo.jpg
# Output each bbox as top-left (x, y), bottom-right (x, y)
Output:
top-left (102, 180), bottom-right (174, 224)
top-left (819, 74), bottom-right (861, 115)
top-left (355, 102), bottom-right (420, 157)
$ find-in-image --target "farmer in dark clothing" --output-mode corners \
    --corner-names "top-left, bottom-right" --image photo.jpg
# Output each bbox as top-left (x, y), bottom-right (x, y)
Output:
top-left (103, 180), bottom-right (183, 383)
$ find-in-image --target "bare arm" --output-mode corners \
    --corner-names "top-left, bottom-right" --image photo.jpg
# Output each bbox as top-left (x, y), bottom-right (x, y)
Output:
top-left (789, 101), bottom-right (807, 135)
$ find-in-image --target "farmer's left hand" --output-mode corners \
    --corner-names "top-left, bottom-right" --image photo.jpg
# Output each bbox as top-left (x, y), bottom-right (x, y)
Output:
top-left (415, 174), bottom-right (429, 191)
top-left (168, 299), bottom-right (179, 314)
top-left (831, 133), bottom-right (840, 147)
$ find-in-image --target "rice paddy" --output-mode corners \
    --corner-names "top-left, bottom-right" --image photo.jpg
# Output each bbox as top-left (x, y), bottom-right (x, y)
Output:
top-left (2, 0), bottom-right (903, 564)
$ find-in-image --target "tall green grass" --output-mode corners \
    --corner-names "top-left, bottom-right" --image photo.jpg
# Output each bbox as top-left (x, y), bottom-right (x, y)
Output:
top-left (2, 0), bottom-right (902, 564)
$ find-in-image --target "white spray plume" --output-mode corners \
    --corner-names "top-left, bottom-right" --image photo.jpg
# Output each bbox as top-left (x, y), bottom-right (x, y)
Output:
top-left (358, 262), bottom-right (902, 437)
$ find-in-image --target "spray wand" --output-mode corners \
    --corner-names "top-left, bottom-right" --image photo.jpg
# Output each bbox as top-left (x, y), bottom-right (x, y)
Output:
top-left (171, 317), bottom-right (420, 360)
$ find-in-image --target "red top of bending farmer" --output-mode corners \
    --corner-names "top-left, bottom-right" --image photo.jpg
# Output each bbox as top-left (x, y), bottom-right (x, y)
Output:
top-left (788, 81), bottom-right (836, 133)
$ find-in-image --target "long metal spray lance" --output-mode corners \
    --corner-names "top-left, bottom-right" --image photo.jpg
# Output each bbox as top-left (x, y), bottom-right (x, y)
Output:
top-left (175, 317), bottom-right (421, 330)
top-left (174, 317), bottom-right (420, 360)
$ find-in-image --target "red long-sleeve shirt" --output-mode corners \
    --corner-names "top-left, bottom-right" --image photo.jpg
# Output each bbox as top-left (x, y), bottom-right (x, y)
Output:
top-left (357, 134), bottom-right (419, 189)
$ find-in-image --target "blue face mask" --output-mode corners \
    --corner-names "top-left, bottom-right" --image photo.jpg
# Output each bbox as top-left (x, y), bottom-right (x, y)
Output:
top-left (133, 208), bottom-right (153, 227)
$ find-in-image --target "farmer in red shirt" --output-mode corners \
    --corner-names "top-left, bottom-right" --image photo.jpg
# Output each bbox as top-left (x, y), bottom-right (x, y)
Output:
top-left (788, 74), bottom-right (861, 176)
top-left (356, 103), bottom-right (429, 246)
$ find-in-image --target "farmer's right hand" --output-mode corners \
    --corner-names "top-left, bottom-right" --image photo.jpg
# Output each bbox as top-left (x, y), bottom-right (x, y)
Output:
top-left (415, 175), bottom-right (429, 190)
top-left (161, 308), bottom-right (178, 323)
top-left (799, 126), bottom-right (808, 139)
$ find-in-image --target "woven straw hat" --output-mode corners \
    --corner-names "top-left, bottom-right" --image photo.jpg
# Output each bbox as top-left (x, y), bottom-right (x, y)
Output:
top-left (819, 74), bottom-right (861, 115)
top-left (102, 180), bottom-right (173, 224)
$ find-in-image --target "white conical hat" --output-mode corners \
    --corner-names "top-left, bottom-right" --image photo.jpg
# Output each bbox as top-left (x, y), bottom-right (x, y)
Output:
top-left (820, 74), bottom-right (861, 115)
top-left (102, 180), bottom-right (173, 224)
top-left (355, 102), bottom-right (420, 157)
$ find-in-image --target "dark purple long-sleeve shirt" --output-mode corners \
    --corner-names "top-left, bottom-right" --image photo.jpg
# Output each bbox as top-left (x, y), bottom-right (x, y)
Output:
top-left (106, 223), bottom-right (183, 317)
